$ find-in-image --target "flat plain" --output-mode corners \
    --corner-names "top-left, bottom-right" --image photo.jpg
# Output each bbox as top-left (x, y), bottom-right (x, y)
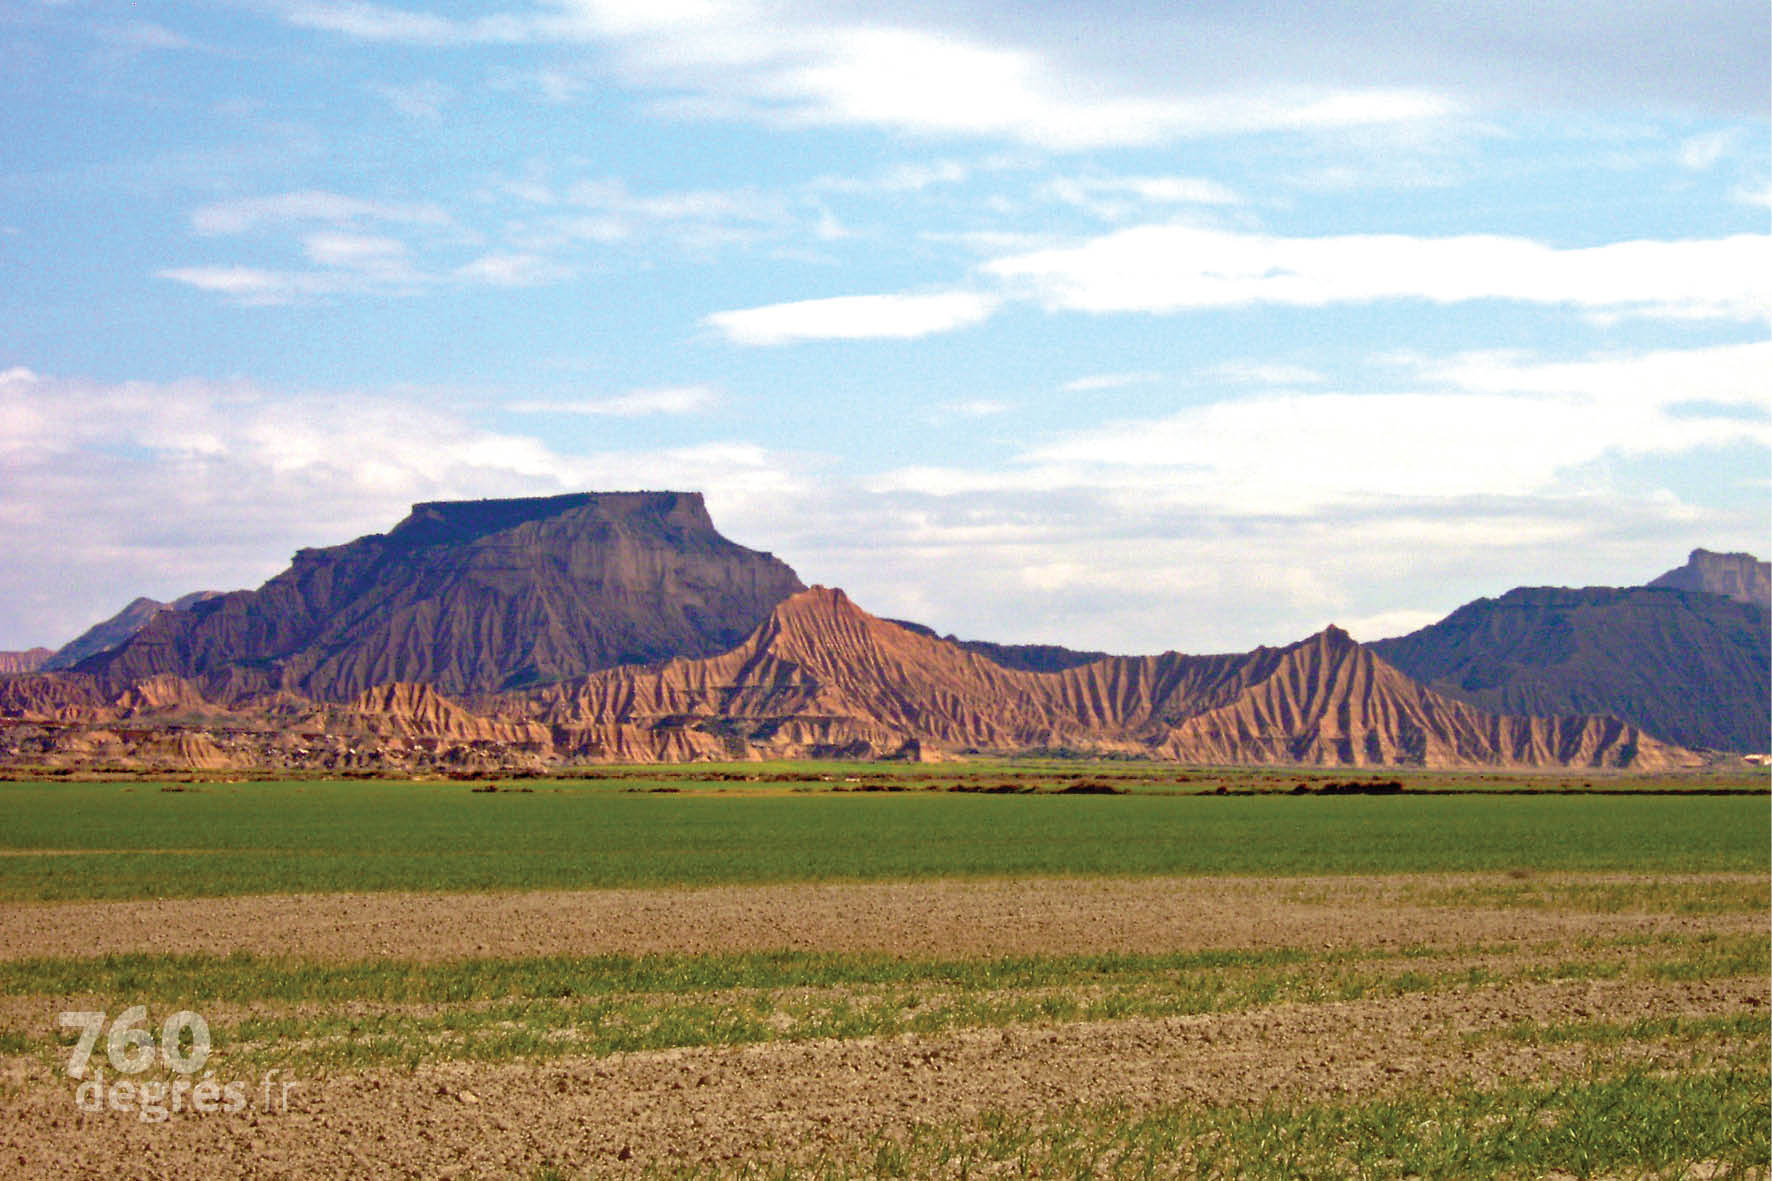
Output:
top-left (0, 764), bottom-right (1765, 1177)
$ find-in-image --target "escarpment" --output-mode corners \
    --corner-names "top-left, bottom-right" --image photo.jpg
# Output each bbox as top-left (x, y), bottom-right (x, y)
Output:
top-left (75, 492), bottom-right (806, 701)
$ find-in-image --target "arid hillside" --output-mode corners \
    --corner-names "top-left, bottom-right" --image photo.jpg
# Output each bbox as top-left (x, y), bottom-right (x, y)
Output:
top-left (503, 587), bottom-right (1690, 769)
top-left (72, 492), bottom-right (806, 701)
top-left (0, 586), bottom-right (1696, 772)
top-left (1372, 585), bottom-right (1769, 753)
top-left (0, 649), bottom-right (50, 675)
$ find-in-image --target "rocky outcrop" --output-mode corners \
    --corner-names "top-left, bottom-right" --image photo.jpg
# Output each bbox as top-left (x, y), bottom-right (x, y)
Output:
top-left (0, 648), bottom-right (51, 674)
top-left (0, 673), bottom-right (114, 722)
top-left (76, 492), bottom-right (806, 701)
top-left (1372, 584), bottom-right (1770, 753)
top-left (352, 683), bottom-right (552, 747)
top-left (1648, 548), bottom-right (1770, 611)
top-left (512, 588), bottom-right (1685, 767)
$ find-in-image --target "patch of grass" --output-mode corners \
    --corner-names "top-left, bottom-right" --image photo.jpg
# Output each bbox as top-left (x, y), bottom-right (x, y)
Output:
top-left (10, 931), bottom-right (1763, 1072)
top-left (1475, 1011), bottom-right (1770, 1048)
top-left (1411, 876), bottom-right (1772, 915)
top-left (0, 947), bottom-right (1321, 1004)
top-left (0, 781), bottom-right (1764, 900)
top-left (686, 1065), bottom-right (1772, 1180)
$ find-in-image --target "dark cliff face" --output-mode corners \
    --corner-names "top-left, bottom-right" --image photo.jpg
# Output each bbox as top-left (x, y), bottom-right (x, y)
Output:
top-left (1371, 585), bottom-right (1770, 753)
top-left (78, 491), bottom-right (806, 701)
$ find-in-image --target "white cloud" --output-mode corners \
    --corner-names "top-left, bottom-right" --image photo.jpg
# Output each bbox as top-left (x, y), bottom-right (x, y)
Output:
top-left (158, 256), bottom-right (429, 304)
top-left (279, 2), bottom-right (569, 46)
top-left (1209, 362), bottom-right (1327, 387)
top-left (1060, 372), bottom-right (1161, 394)
top-left (1731, 180), bottom-right (1772, 209)
top-left (706, 291), bottom-right (1000, 345)
top-left (156, 266), bottom-right (319, 305)
top-left (1044, 174), bottom-right (1241, 220)
top-left (813, 159), bottom-right (976, 194)
top-left (1425, 341), bottom-right (1771, 409)
top-left (0, 369), bottom-right (800, 648)
top-left (191, 191), bottom-right (450, 236)
top-left (985, 226), bottom-right (1772, 322)
top-left (282, 1), bottom-right (1459, 150)
top-left (933, 400), bottom-right (1011, 420)
top-left (508, 386), bottom-right (718, 416)
top-left (1340, 608), bottom-right (1448, 644)
top-left (95, 21), bottom-right (198, 53)
top-left (452, 252), bottom-right (571, 287)
top-left (372, 80), bottom-right (452, 119)
top-left (4, 360), bottom-right (1761, 657)
top-left (302, 231), bottom-right (411, 270)
top-left (870, 342), bottom-right (1772, 519)
top-left (1677, 129), bottom-right (1738, 171)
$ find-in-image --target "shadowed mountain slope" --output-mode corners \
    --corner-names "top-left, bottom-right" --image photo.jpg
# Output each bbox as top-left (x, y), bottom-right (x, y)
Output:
top-left (42, 592), bottom-right (224, 671)
top-left (1371, 584), bottom-right (1770, 753)
top-left (75, 492), bottom-right (806, 701)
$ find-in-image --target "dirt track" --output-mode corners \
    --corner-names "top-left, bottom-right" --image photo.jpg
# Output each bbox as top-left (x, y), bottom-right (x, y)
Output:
top-left (2, 873), bottom-right (1760, 962)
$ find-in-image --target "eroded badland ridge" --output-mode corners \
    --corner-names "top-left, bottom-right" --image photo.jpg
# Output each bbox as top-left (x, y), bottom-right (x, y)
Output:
top-left (1, 493), bottom-right (1759, 773)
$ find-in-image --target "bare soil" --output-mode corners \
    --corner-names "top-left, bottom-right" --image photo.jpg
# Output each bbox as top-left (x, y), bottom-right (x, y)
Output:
top-left (2, 873), bottom-right (1761, 962)
top-left (2, 874), bottom-right (1764, 1178)
top-left (2, 974), bottom-right (1764, 1178)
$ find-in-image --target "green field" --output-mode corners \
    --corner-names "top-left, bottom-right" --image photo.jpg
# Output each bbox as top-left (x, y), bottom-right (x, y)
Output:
top-left (2, 769), bottom-right (1766, 1177)
top-left (0, 777), bottom-right (1765, 900)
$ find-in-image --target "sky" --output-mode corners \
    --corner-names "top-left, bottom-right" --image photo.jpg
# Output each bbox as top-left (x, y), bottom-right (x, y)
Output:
top-left (1, 0), bottom-right (1768, 655)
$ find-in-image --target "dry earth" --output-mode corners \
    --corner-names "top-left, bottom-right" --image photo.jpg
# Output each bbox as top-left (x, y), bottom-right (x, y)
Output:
top-left (0, 875), bottom-right (1765, 1178)
top-left (1, 873), bottom-right (1761, 962)
top-left (2, 976), bottom-right (1764, 1177)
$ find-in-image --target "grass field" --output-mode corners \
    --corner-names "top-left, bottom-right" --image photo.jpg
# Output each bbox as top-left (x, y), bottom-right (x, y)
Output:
top-left (0, 777), bottom-right (1766, 900)
top-left (0, 764), bottom-right (1765, 1177)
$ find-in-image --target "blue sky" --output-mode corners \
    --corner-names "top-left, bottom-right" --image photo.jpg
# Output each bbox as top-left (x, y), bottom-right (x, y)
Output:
top-left (1, 0), bottom-right (1767, 654)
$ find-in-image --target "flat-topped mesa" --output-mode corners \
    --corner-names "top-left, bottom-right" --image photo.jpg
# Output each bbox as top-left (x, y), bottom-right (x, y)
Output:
top-left (384, 491), bottom-right (717, 550)
top-left (76, 491), bottom-right (806, 702)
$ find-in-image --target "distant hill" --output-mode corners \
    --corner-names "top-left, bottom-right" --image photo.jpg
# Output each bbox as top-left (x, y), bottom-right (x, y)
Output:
top-left (1371, 582), bottom-right (1769, 753)
top-left (75, 491), bottom-right (806, 701)
top-left (0, 648), bottom-right (52, 675)
top-left (1647, 548), bottom-right (1770, 611)
top-left (886, 619), bottom-right (1110, 673)
top-left (43, 592), bottom-right (225, 671)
